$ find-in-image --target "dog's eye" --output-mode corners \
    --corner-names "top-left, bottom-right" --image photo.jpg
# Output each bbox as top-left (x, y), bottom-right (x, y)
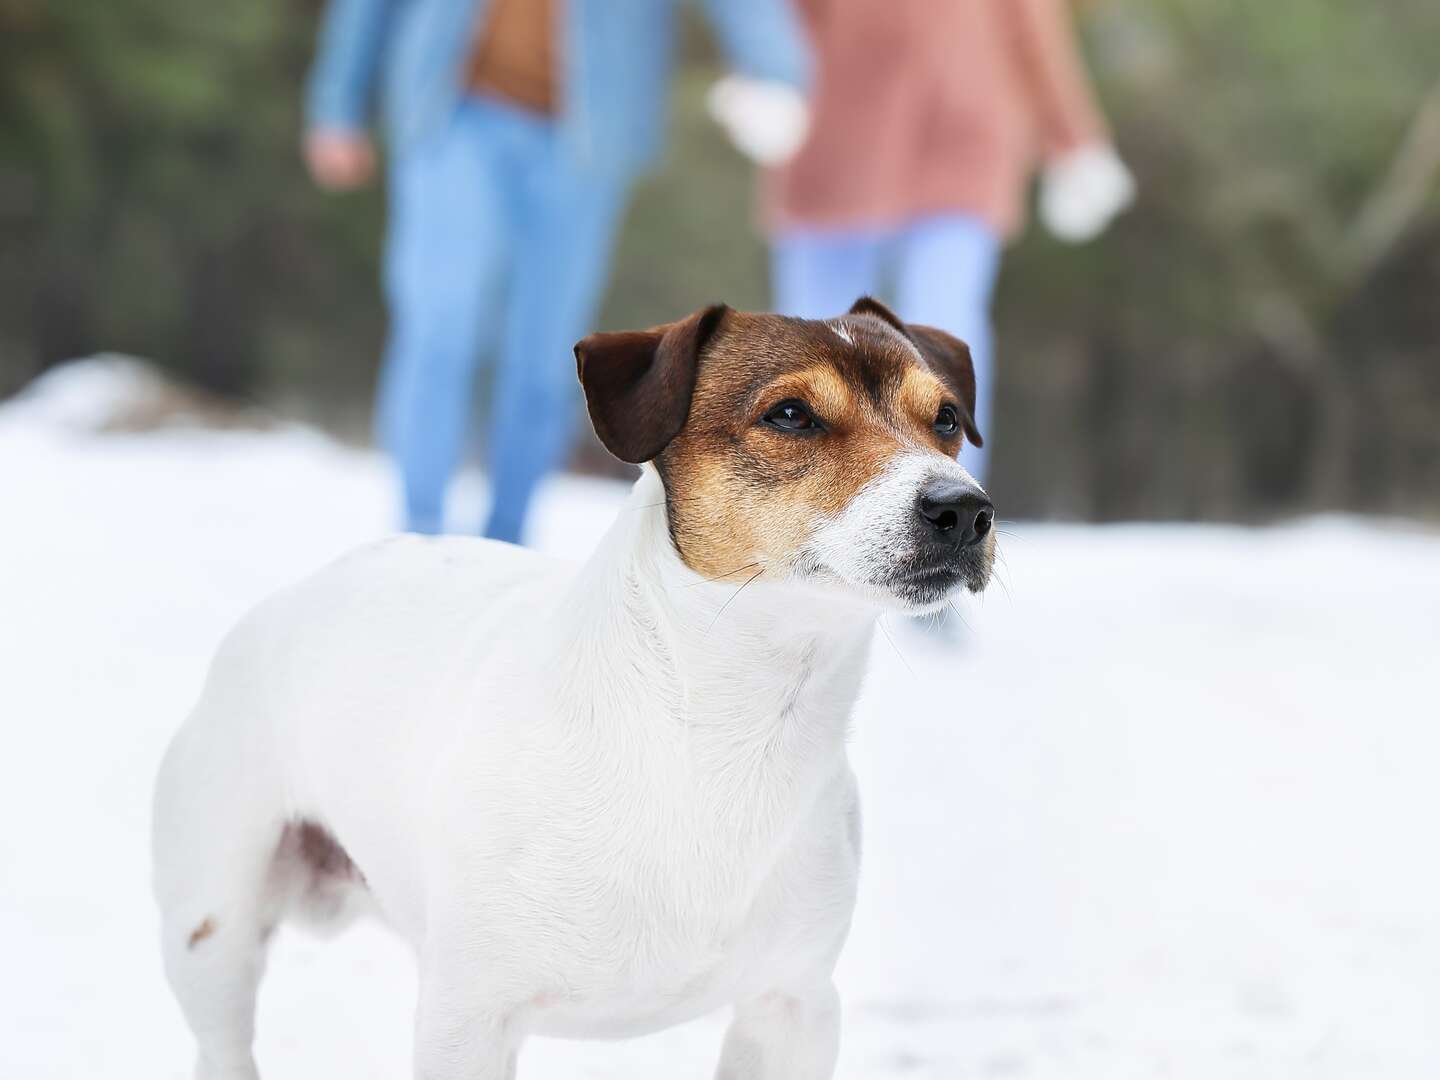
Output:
top-left (934, 405), bottom-right (960, 437)
top-left (762, 400), bottom-right (820, 432)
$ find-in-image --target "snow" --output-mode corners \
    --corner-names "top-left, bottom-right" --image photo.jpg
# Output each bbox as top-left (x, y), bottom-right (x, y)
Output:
top-left (7, 355), bottom-right (217, 433)
top-left (2, 373), bottom-right (1438, 1078)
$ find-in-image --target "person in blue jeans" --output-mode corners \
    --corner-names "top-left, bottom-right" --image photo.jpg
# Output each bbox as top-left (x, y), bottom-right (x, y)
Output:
top-left (304, 0), bottom-right (810, 541)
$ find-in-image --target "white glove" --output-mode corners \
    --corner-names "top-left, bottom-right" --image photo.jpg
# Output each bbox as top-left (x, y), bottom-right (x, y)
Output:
top-left (1039, 143), bottom-right (1136, 243)
top-left (705, 75), bottom-right (810, 166)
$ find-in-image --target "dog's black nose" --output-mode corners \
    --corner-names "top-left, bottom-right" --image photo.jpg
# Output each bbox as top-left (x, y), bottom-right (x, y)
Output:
top-left (918, 482), bottom-right (994, 547)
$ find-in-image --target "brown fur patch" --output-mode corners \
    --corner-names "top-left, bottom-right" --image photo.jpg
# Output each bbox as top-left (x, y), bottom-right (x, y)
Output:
top-left (187, 917), bottom-right (216, 949)
top-left (295, 820), bottom-right (362, 883)
top-left (898, 366), bottom-right (956, 448)
top-left (655, 309), bottom-right (971, 579)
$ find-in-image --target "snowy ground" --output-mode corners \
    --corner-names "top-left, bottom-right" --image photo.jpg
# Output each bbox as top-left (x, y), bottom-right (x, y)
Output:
top-left (3, 367), bottom-right (1439, 1078)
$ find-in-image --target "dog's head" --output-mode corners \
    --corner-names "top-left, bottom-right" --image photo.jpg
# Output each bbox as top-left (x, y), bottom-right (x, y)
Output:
top-left (575, 299), bottom-right (994, 613)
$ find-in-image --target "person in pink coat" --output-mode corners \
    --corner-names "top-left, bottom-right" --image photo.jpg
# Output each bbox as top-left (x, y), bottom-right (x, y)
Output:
top-left (757, 0), bottom-right (1135, 484)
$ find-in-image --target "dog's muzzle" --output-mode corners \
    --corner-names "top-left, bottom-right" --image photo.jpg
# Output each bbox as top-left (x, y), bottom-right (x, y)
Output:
top-left (887, 477), bottom-right (995, 604)
top-left (800, 454), bottom-right (997, 611)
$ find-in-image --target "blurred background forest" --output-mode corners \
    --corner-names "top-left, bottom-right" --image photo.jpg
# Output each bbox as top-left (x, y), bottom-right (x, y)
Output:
top-left (2, 0), bottom-right (1438, 520)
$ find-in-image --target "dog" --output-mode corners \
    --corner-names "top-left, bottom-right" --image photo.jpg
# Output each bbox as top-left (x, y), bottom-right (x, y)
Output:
top-left (152, 297), bottom-right (995, 1079)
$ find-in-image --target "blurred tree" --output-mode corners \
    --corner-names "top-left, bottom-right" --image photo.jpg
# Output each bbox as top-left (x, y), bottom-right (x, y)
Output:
top-left (0, 0), bottom-right (384, 411)
top-left (1, 0), bottom-right (1437, 519)
top-left (990, 0), bottom-right (1440, 517)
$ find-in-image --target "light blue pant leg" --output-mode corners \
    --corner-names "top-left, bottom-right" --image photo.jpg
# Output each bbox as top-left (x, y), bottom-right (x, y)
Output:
top-left (482, 143), bottom-right (628, 544)
top-left (378, 103), bottom-right (512, 534)
top-left (770, 228), bottom-right (886, 319)
top-left (893, 213), bottom-right (1001, 485)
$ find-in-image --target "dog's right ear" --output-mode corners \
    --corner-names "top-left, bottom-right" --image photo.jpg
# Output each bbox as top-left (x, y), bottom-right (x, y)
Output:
top-left (574, 304), bottom-right (729, 464)
top-left (849, 297), bottom-right (983, 448)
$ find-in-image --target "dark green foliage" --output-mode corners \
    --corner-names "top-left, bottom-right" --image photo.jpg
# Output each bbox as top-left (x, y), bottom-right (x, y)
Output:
top-left (0, 0), bottom-right (385, 413)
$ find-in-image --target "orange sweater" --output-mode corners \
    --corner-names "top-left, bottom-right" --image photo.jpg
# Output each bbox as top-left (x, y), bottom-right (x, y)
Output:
top-left (767, 0), bottom-right (1108, 237)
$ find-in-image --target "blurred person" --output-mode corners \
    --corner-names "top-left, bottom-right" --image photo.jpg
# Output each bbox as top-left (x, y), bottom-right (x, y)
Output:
top-left (761, 0), bottom-right (1134, 485)
top-left (305, 0), bottom-right (810, 541)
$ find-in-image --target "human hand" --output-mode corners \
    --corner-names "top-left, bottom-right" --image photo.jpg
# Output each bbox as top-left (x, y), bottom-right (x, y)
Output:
top-left (304, 129), bottom-right (376, 191)
top-left (706, 75), bottom-right (810, 167)
top-left (1039, 144), bottom-right (1136, 243)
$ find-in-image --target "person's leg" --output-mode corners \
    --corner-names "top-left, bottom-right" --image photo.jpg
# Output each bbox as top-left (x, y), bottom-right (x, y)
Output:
top-left (482, 137), bottom-right (628, 544)
top-left (770, 226), bottom-right (886, 319)
top-left (893, 213), bottom-right (1002, 485)
top-left (376, 103), bottom-right (512, 534)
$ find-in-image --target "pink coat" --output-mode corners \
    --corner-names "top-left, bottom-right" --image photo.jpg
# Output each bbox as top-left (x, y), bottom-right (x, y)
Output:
top-left (766, 0), bottom-right (1109, 237)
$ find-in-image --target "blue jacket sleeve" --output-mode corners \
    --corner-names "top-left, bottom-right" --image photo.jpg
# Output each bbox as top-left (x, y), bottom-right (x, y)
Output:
top-left (698, 0), bottom-right (813, 91)
top-left (305, 0), bottom-right (395, 132)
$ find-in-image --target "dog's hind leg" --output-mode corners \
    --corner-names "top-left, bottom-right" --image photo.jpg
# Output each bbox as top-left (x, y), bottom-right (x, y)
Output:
top-left (152, 684), bottom-right (288, 1080)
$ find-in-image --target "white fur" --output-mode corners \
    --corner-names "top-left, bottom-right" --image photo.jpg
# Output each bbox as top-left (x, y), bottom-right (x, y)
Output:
top-left (804, 451), bottom-right (985, 614)
top-left (152, 467), bottom-right (892, 1079)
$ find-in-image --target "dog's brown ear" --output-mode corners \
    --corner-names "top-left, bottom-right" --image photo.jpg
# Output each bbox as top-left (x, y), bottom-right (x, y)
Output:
top-left (848, 296), bottom-right (909, 336)
top-left (574, 304), bottom-right (729, 464)
top-left (847, 297), bottom-right (983, 448)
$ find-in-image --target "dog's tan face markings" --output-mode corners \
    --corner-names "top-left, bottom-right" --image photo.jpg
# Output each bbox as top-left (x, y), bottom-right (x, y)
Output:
top-left (575, 300), bottom-right (990, 603)
top-left (654, 311), bottom-right (967, 580)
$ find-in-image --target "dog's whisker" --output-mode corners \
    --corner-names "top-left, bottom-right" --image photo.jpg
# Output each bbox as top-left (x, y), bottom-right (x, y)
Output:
top-left (989, 562), bottom-right (1013, 602)
top-left (684, 563), bottom-right (760, 588)
top-left (990, 548), bottom-right (1015, 601)
top-left (987, 572), bottom-right (1012, 604)
top-left (875, 616), bottom-right (916, 678)
top-left (946, 599), bottom-right (972, 632)
top-left (626, 494), bottom-right (714, 512)
top-left (705, 567), bottom-right (765, 634)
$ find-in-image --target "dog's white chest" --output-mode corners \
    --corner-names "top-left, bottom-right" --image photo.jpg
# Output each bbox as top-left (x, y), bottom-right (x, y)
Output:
top-left (426, 661), bottom-right (863, 1039)
top-left (525, 765), bottom-right (860, 1039)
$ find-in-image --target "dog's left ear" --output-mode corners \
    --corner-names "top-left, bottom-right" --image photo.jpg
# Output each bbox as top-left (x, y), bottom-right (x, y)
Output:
top-left (575, 304), bottom-right (729, 464)
top-left (848, 297), bottom-right (983, 447)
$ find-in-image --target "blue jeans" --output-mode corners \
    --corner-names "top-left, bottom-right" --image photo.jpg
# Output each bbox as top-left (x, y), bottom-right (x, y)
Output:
top-left (771, 214), bottom-right (1001, 484)
top-left (377, 96), bottom-right (628, 541)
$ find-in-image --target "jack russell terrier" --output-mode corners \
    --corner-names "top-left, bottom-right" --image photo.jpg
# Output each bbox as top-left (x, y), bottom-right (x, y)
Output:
top-left (152, 297), bottom-right (995, 1079)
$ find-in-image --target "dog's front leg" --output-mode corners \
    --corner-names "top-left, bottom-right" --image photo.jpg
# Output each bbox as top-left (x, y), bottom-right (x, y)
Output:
top-left (413, 995), bottom-right (521, 1080)
top-left (714, 980), bottom-right (841, 1080)
top-left (413, 946), bottom-right (525, 1080)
